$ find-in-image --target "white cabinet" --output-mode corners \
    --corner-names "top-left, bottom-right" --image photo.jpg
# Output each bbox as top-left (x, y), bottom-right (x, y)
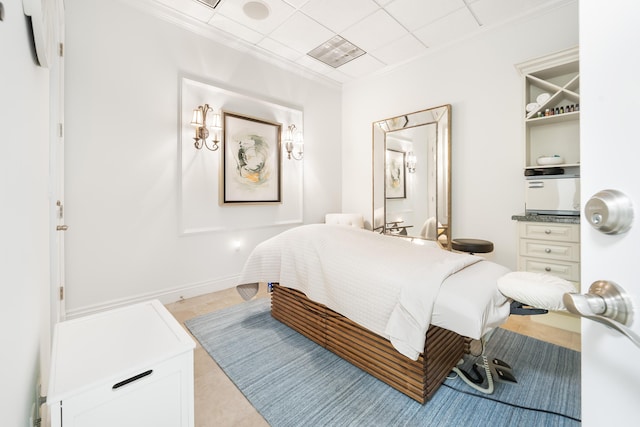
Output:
top-left (516, 220), bottom-right (581, 332)
top-left (517, 221), bottom-right (580, 282)
top-left (47, 300), bottom-right (195, 427)
top-left (516, 46), bottom-right (580, 171)
top-left (514, 47), bottom-right (581, 333)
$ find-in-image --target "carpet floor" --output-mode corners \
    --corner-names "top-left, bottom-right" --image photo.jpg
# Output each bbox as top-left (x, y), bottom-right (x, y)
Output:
top-left (186, 298), bottom-right (581, 427)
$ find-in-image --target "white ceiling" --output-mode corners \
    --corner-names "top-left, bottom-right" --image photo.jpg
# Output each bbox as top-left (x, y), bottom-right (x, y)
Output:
top-left (149, 0), bottom-right (570, 84)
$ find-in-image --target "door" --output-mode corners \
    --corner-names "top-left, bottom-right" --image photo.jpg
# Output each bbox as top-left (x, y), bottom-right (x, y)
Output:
top-left (50, 0), bottom-right (66, 324)
top-left (42, 0), bottom-right (65, 401)
top-left (580, 1), bottom-right (640, 424)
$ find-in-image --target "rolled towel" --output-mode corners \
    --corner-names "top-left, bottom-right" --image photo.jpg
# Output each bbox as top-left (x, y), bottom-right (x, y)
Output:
top-left (497, 272), bottom-right (577, 311)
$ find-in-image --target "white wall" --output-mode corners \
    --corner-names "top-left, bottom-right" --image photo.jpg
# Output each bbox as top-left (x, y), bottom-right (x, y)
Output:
top-left (0, 2), bottom-right (52, 425)
top-left (341, 1), bottom-right (579, 269)
top-left (64, 0), bottom-right (342, 315)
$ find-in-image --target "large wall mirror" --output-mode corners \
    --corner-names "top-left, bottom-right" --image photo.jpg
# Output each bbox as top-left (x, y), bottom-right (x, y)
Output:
top-left (372, 105), bottom-right (451, 248)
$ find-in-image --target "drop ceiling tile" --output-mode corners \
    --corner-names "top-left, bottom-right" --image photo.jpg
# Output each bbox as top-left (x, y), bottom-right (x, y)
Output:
top-left (283, 0), bottom-right (311, 7)
top-left (258, 37), bottom-right (305, 62)
top-left (208, 14), bottom-right (265, 44)
top-left (216, 0), bottom-right (295, 34)
top-left (325, 68), bottom-right (353, 83)
top-left (469, 0), bottom-right (548, 27)
top-left (302, 0), bottom-right (380, 33)
top-left (384, 0), bottom-right (466, 31)
top-left (413, 7), bottom-right (479, 47)
top-left (370, 33), bottom-right (428, 66)
top-left (336, 53), bottom-right (386, 78)
top-left (295, 54), bottom-right (338, 74)
top-left (341, 9), bottom-right (409, 53)
top-left (269, 11), bottom-right (335, 53)
top-left (153, 0), bottom-right (216, 21)
top-left (146, 0), bottom-right (571, 84)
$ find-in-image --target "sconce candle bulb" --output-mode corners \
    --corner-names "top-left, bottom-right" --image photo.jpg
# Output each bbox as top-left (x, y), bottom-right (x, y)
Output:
top-left (191, 103), bottom-right (221, 151)
top-left (406, 151), bottom-right (417, 173)
top-left (284, 124), bottom-right (304, 160)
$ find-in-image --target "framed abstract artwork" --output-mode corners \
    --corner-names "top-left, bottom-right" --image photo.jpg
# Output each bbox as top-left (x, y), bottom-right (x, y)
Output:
top-left (222, 112), bottom-right (282, 204)
top-left (385, 149), bottom-right (406, 199)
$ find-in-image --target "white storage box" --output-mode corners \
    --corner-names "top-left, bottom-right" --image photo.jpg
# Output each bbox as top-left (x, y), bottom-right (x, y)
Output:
top-left (47, 300), bottom-right (195, 427)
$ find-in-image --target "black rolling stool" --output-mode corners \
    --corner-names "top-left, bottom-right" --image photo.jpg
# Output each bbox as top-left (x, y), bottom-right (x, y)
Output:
top-left (451, 238), bottom-right (494, 255)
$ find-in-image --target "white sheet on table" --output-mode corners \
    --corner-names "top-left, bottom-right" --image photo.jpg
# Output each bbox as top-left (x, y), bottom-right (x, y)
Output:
top-left (432, 261), bottom-right (511, 339)
top-left (238, 224), bottom-right (509, 360)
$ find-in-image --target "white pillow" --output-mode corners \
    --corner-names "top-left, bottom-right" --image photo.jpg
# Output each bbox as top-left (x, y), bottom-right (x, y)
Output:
top-left (497, 271), bottom-right (577, 311)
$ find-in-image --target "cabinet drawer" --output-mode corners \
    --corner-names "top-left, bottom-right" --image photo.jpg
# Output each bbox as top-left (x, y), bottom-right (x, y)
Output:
top-left (519, 257), bottom-right (580, 282)
top-left (519, 239), bottom-right (580, 262)
top-left (518, 222), bottom-right (580, 242)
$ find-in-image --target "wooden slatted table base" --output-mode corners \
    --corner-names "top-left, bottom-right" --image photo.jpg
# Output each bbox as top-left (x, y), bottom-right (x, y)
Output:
top-left (271, 285), bottom-right (465, 404)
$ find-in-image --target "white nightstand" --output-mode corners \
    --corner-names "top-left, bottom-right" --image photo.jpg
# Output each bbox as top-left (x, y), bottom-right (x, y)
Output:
top-left (47, 300), bottom-right (195, 427)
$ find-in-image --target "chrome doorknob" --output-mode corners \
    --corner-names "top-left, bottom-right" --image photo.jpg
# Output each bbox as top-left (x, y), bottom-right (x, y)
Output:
top-left (563, 280), bottom-right (640, 348)
top-left (584, 189), bottom-right (634, 234)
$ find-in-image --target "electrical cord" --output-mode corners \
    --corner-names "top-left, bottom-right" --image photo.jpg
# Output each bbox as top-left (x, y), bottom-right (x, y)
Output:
top-left (451, 335), bottom-right (494, 394)
top-left (451, 354), bottom-right (494, 394)
top-left (442, 382), bottom-right (581, 423)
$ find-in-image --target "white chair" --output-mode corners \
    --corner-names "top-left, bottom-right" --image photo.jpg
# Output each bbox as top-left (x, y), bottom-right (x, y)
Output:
top-left (324, 213), bottom-right (364, 229)
top-left (420, 217), bottom-right (438, 240)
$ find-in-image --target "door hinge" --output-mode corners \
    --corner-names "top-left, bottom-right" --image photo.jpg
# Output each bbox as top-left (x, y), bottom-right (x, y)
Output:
top-left (59, 286), bottom-right (64, 301)
top-left (58, 123), bottom-right (63, 138)
top-left (59, 42), bottom-right (64, 57)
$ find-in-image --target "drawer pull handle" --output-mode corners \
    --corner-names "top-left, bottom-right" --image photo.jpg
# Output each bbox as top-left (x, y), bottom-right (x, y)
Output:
top-left (545, 248), bottom-right (552, 253)
top-left (545, 267), bottom-right (551, 272)
top-left (113, 369), bottom-right (153, 390)
top-left (544, 229), bottom-right (552, 234)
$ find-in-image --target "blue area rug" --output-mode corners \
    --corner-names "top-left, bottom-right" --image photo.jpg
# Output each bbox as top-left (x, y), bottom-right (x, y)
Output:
top-left (186, 298), bottom-right (581, 426)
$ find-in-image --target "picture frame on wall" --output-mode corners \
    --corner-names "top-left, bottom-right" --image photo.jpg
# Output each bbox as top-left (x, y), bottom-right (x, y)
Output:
top-left (385, 149), bottom-right (406, 199)
top-left (222, 112), bottom-right (282, 204)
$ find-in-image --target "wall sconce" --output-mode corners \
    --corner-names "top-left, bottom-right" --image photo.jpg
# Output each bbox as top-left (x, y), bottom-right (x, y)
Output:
top-left (284, 124), bottom-right (304, 160)
top-left (406, 151), bottom-right (417, 173)
top-left (190, 104), bottom-right (221, 151)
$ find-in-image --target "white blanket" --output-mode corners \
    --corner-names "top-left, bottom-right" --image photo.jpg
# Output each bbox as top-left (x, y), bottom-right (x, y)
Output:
top-left (238, 224), bottom-right (483, 360)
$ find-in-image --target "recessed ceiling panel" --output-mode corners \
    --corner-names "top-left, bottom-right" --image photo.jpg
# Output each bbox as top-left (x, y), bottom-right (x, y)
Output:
top-left (307, 36), bottom-right (366, 68)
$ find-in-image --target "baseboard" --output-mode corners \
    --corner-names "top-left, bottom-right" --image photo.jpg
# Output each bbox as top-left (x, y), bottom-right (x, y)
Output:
top-left (65, 275), bottom-right (239, 319)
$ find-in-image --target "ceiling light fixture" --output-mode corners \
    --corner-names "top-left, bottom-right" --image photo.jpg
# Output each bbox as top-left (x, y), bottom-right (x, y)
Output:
top-left (307, 35), bottom-right (366, 68)
top-left (243, 1), bottom-right (270, 20)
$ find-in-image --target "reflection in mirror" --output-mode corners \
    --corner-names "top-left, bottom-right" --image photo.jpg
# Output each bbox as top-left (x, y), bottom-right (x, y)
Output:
top-left (372, 105), bottom-right (451, 249)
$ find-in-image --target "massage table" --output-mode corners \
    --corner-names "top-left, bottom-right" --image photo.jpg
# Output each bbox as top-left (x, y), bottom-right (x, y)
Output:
top-left (237, 224), bottom-right (517, 403)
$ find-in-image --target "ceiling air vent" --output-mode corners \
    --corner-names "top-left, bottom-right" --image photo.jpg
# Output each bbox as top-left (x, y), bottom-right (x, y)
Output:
top-left (307, 35), bottom-right (366, 68)
top-left (194, 0), bottom-right (222, 9)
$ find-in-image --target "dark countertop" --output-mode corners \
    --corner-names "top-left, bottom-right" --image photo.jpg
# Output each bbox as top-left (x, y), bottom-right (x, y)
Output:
top-left (511, 213), bottom-right (580, 224)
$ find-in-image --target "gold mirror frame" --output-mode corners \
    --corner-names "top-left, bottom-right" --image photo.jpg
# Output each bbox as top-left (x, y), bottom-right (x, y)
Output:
top-left (372, 105), bottom-right (451, 249)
